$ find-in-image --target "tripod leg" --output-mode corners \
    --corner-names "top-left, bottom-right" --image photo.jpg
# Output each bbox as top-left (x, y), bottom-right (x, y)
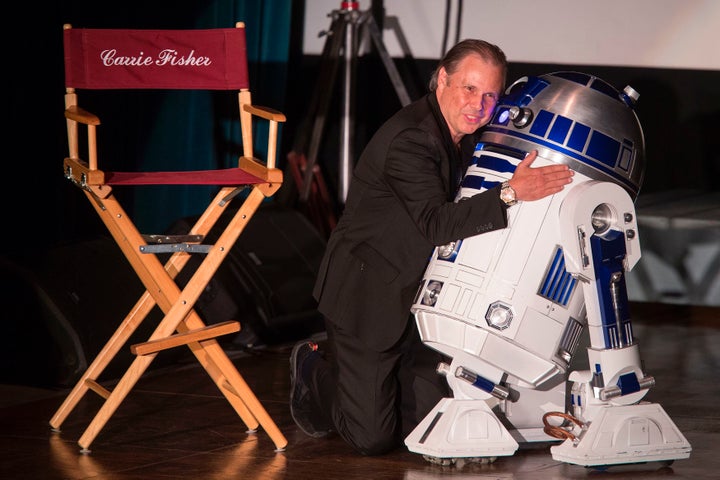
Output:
top-left (338, 10), bottom-right (361, 204)
top-left (299, 17), bottom-right (347, 202)
top-left (384, 15), bottom-right (425, 99)
top-left (363, 12), bottom-right (411, 106)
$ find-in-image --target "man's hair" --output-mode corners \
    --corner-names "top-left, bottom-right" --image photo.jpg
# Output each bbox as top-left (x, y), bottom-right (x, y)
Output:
top-left (428, 39), bottom-right (507, 91)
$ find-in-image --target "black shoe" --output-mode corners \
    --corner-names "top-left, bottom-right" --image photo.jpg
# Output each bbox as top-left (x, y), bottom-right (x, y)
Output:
top-left (289, 340), bottom-right (333, 438)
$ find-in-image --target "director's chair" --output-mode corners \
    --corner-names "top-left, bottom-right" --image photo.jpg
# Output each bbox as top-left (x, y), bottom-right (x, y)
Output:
top-left (50, 23), bottom-right (288, 453)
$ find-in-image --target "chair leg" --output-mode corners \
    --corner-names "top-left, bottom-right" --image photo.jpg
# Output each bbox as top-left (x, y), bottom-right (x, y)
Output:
top-left (50, 205), bottom-right (202, 431)
top-left (195, 336), bottom-right (289, 450)
top-left (49, 290), bottom-right (156, 431)
top-left (55, 185), bottom-right (287, 452)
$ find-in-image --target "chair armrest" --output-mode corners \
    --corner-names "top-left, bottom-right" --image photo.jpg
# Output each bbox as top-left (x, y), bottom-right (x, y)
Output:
top-left (242, 104), bottom-right (286, 123)
top-left (239, 102), bottom-right (286, 170)
top-left (64, 103), bottom-right (101, 172)
top-left (65, 105), bottom-right (100, 126)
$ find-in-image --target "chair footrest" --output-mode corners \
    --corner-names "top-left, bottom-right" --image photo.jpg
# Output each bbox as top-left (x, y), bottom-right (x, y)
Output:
top-left (142, 234), bottom-right (204, 244)
top-left (139, 243), bottom-right (211, 254)
top-left (130, 321), bottom-right (241, 356)
top-left (85, 379), bottom-right (111, 399)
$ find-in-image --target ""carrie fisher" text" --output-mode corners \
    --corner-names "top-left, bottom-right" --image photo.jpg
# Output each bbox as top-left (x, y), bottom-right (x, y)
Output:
top-left (100, 49), bottom-right (212, 67)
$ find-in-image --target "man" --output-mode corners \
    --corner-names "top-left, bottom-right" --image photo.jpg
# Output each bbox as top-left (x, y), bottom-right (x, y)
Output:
top-left (290, 39), bottom-right (574, 455)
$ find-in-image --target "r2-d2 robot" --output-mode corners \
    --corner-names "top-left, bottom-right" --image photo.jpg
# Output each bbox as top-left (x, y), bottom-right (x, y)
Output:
top-left (405, 71), bottom-right (692, 467)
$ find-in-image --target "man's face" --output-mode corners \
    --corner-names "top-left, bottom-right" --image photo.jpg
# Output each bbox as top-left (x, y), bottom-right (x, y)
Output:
top-left (435, 54), bottom-right (504, 144)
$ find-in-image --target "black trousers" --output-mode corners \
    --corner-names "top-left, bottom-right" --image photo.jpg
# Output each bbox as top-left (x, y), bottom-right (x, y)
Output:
top-left (307, 316), bottom-right (450, 455)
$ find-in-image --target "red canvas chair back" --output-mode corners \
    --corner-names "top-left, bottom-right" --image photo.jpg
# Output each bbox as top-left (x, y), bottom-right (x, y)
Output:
top-left (62, 22), bottom-right (282, 183)
top-left (63, 27), bottom-right (249, 90)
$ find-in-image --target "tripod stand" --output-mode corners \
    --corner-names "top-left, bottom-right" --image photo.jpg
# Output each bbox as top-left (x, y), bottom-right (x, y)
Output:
top-left (290, 1), bottom-right (413, 211)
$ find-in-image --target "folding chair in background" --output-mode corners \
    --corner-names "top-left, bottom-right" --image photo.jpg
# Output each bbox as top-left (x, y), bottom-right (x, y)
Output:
top-left (50, 22), bottom-right (288, 453)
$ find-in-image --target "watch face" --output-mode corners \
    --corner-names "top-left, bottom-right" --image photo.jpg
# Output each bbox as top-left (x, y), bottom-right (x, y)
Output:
top-left (501, 184), bottom-right (516, 205)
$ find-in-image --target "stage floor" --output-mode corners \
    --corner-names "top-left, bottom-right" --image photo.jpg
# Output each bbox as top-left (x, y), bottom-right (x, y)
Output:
top-left (1, 302), bottom-right (718, 480)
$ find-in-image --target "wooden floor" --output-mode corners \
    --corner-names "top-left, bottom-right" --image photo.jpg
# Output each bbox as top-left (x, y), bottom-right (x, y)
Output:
top-left (1, 302), bottom-right (718, 480)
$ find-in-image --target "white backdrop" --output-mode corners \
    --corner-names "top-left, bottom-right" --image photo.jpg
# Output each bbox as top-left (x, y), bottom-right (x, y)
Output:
top-left (303, 0), bottom-right (720, 70)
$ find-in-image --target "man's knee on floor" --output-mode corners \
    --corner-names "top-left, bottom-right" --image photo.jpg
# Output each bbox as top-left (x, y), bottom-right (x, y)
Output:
top-left (345, 428), bottom-right (400, 456)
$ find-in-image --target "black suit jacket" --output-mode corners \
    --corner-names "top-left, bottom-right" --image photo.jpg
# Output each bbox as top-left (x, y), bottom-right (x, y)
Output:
top-left (313, 93), bottom-right (508, 351)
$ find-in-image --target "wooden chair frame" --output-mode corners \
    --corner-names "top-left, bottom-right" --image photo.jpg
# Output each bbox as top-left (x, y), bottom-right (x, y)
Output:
top-left (50, 22), bottom-right (288, 453)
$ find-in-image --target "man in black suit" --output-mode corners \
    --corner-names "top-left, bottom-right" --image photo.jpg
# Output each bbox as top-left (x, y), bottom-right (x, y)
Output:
top-left (290, 39), bottom-right (574, 455)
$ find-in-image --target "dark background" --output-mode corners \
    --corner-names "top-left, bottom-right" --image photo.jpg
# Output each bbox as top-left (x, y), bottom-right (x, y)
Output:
top-left (6, 1), bottom-right (719, 251)
top-left (3, 0), bottom-right (718, 387)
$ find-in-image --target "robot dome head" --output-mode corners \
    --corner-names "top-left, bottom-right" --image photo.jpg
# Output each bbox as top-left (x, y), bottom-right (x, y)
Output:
top-left (481, 71), bottom-right (646, 199)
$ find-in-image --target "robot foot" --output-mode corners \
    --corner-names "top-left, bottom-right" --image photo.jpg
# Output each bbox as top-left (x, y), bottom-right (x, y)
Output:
top-left (405, 398), bottom-right (518, 460)
top-left (550, 403), bottom-right (691, 467)
top-left (422, 455), bottom-right (456, 467)
top-left (422, 455), bottom-right (498, 467)
top-left (586, 459), bottom-right (675, 473)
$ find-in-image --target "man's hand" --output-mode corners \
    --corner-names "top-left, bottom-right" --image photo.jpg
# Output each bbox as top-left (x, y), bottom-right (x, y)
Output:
top-left (508, 150), bottom-right (574, 201)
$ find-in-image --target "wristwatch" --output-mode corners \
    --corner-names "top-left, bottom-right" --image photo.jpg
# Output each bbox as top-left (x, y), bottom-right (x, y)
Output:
top-left (500, 181), bottom-right (517, 206)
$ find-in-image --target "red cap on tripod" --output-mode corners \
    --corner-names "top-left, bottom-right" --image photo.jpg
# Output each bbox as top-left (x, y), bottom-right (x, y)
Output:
top-left (341, 1), bottom-right (359, 10)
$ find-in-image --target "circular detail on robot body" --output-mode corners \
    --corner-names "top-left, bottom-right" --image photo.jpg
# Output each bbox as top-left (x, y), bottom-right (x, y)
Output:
top-left (421, 280), bottom-right (443, 306)
top-left (485, 301), bottom-right (514, 330)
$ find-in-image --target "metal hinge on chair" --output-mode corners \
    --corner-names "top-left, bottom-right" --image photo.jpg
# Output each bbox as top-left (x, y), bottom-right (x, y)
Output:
top-left (140, 234), bottom-right (210, 254)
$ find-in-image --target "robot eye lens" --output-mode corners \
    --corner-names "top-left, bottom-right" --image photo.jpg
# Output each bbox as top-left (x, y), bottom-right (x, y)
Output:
top-left (509, 107), bottom-right (534, 128)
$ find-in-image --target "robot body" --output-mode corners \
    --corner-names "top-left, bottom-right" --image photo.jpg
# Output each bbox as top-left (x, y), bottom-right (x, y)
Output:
top-left (405, 72), bottom-right (691, 467)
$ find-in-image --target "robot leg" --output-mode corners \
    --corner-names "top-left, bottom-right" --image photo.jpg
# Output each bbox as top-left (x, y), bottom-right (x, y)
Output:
top-left (551, 182), bottom-right (692, 467)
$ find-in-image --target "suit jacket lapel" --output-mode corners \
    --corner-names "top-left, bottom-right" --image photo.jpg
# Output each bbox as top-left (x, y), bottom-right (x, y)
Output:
top-left (427, 94), bottom-right (462, 201)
